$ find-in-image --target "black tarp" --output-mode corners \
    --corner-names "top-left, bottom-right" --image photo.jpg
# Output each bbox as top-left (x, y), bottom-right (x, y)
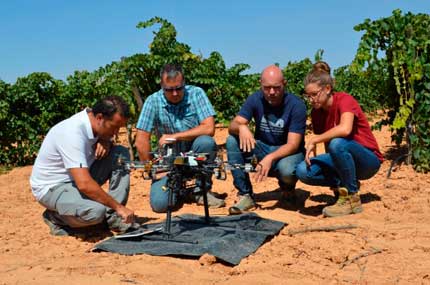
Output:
top-left (93, 213), bottom-right (285, 265)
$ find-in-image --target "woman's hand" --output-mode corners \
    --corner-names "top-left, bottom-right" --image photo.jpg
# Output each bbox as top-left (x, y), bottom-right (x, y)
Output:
top-left (305, 138), bottom-right (317, 166)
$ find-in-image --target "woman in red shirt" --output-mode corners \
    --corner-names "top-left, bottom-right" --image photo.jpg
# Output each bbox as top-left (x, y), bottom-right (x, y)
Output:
top-left (296, 62), bottom-right (383, 217)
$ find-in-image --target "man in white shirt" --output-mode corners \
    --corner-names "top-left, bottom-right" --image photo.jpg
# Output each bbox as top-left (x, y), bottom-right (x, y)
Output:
top-left (30, 96), bottom-right (136, 236)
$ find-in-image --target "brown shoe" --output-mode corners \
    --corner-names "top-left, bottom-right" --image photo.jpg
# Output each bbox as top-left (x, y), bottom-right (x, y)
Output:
top-left (228, 194), bottom-right (256, 215)
top-left (194, 191), bottom-right (226, 208)
top-left (322, 188), bottom-right (363, 217)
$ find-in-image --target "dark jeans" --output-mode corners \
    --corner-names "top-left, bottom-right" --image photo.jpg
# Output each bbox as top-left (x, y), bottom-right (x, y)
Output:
top-left (226, 135), bottom-right (304, 196)
top-left (296, 138), bottom-right (381, 193)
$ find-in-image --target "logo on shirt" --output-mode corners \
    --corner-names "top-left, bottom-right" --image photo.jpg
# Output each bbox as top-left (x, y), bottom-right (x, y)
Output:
top-left (260, 115), bottom-right (284, 135)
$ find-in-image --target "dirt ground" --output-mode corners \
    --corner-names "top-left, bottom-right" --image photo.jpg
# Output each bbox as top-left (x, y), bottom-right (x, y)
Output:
top-left (1, 123), bottom-right (430, 285)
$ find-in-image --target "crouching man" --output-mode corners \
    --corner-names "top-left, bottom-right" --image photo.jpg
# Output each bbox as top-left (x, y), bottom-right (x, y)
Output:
top-left (30, 96), bottom-right (137, 236)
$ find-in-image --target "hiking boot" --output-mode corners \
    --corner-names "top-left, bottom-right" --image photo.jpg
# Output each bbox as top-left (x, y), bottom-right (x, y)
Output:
top-left (322, 188), bottom-right (363, 217)
top-left (228, 194), bottom-right (256, 215)
top-left (106, 213), bottom-right (140, 234)
top-left (194, 191), bottom-right (226, 208)
top-left (42, 210), bottom-right (71, 236)
top-left (330, 186), bottom-right (340, 202)
top-left (330, 181), bottom-right (361, 203)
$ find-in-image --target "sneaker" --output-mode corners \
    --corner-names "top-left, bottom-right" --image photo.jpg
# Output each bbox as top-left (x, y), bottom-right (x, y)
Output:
top-left (228, 194), bottom-right (256, 215)
top-left (322, 187), bottom-right (363, 217)
top-left (194, 191), bottom-right (226, 208)
top-left (42, 210), bottom-right (71, 236)
top-left (106, 213), bottom-right (140, 234)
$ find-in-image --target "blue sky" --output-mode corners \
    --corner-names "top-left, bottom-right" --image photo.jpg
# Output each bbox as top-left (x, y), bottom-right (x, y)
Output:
top-left (1, 0), bottom-right (429, 83)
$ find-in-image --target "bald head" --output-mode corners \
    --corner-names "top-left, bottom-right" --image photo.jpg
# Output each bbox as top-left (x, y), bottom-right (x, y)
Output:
top-left (260, 65), bottom-right (286, 106)
top-left (261, 65), bottom-right (284, 83)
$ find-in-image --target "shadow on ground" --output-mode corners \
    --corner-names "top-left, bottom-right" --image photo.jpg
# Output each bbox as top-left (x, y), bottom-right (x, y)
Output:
top-left (63, 216), bottom-right (159, 242)
top-left (255, 188), bottom-right (311, 212)
top-left (253, 187), bottom-right (382, 217)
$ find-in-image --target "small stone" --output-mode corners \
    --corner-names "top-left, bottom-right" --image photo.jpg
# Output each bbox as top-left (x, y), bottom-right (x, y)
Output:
top-left (199, 253), bottom-right (217, 266)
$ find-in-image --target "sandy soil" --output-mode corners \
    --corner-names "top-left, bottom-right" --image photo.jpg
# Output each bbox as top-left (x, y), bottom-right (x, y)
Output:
top-left (1, 124), bottom-right (430, 285)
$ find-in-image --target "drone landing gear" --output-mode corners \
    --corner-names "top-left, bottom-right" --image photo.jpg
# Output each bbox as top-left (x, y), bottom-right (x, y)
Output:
top-left (143, 167), bottom-right (212, 244)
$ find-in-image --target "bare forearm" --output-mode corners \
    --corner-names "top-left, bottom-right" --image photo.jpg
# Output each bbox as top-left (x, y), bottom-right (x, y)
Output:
top-left (136, 142), bottom-right (151, 161)
top-left (228, 120), bottom-right (243, 135)
top-left (266, 143), bottom-right (300, 162)
top-left (312, 125), bottom-right (351, 145)
top-left (312, 112), bottom-right (354, 145)
top-left (79, 180), bottom-right (123, 211)
top-left (173, 124), bottom-right (215, 141)
top-left (135, 130), bottom-right (152, 161)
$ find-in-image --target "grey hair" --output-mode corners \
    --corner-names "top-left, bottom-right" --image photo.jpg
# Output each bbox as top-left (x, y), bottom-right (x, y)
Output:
top-left (160, 64), bottom-right (184, 81)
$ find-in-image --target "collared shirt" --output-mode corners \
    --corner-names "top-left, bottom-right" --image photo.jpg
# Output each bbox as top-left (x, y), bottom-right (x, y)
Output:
top-left (30, 109), bottom-right (98, 200)
top-left (136, 85), bottom-right (216, 147)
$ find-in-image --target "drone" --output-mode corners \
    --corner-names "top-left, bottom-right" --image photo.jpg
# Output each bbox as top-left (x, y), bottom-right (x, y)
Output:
top-left (116, 138), bottom-right (258, 240)
top-left (117, 139), bottom-right (257, 181)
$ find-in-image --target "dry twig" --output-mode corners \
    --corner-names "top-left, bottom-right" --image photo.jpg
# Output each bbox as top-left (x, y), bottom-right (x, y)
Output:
top-left (286, 224), bottom-right (358, 236)
top-left (340, 247), bottom-right (383, 269)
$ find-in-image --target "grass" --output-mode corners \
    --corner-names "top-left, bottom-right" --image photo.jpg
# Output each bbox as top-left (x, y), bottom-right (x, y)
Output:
top-left (0, 165), bottom-right (12, 175)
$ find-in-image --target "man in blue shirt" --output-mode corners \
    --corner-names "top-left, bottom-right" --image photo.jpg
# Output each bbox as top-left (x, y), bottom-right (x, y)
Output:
top-left (226, 65), bottom-right (306, 214)
top-left (135, 64), bottom-right (225, 212)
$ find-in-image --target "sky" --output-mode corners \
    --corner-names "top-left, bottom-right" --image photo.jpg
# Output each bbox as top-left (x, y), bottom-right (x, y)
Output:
top-left (1, 0), bottom-right (429, 83)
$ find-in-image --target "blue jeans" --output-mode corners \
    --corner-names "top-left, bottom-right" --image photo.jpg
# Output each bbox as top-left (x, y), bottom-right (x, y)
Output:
top-left (296, 138), bottom-right (381, 194)
top-left (150, 135), bottom-right (217, 213)
top-left (226, 135), bottom-right (304, 196)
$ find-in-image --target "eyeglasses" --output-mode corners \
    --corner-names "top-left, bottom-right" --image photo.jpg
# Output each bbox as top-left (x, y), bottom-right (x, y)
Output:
top-left (163, 84), bottom-right (185, 93)
top-left (262, 85), bottom-right (283, 92)
top-left (303, 88), bottom-right (323, 101)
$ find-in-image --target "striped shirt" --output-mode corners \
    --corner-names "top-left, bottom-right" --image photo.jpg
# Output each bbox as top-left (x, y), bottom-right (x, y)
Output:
top-left (136, 85), bottom-right (216, 150)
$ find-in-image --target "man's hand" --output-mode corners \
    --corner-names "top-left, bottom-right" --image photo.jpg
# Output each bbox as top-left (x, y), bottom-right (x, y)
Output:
top-left (253, 156), bottom-right (273, 183)
top-left (115, 205), bottom-right (135, 224)
top-left (95, 140), bottom-right (112, 160)
top-left (158, 134), bottom-right (177, 148)
top-left (238, 125), bottom-right (256, 153)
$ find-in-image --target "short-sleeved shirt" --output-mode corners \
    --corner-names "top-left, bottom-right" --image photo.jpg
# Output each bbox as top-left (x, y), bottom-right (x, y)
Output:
top-left (30, 109), bottom-right (98, 201)
top-left (136, 85), bottom-right (216, 150)
top-left (311, 92), bottom-right (383, 162)
top-left (238, 90), bottom-right (307, 150)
